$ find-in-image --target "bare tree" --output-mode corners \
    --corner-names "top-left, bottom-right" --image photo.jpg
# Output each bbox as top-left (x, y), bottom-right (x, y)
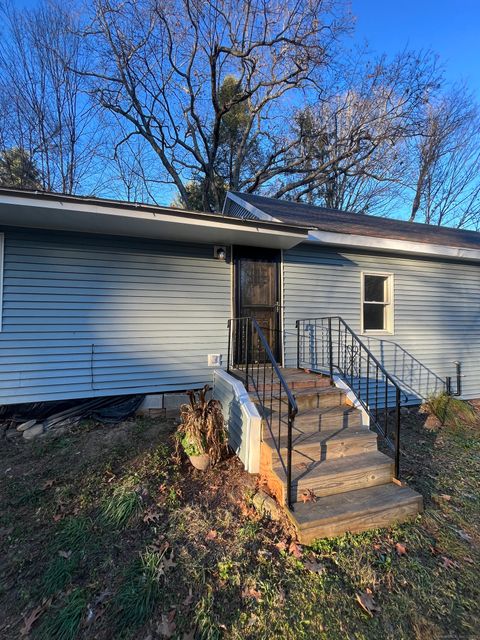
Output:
top-left (406, 86), bottom-right (480, 228)
top-left (0, 0), bottom-right (103, 194)
top-left (283, 49), bottom-right (439, 213)
top-left (76, 0), bottom-right (352, 211)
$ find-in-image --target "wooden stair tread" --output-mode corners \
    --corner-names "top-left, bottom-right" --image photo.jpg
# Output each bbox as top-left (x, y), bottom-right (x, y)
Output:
top-left (263, 424), bottom-right (374, 450)
top-left (274, 450), bottom-right (392, 482)
top-left (292, 483), bottom-right (421, 528)
top-left (270, 404), bottom-right (359, 419)
top-left (289, 386), bottom-right (344, 399)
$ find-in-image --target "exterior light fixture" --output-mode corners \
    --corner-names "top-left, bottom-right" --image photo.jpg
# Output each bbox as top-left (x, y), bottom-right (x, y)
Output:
top-left (214, 245), bottom-right (227, 260)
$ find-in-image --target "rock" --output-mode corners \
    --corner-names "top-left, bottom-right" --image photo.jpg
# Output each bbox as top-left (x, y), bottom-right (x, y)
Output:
top-left (23, 424), bottom-right (45, 440)
top-left (252, 490), bottom-right (283, 521)
top-left (16, 419), bottom-right (37, 432)
top-left (5, 428), bottom-right (21, 440)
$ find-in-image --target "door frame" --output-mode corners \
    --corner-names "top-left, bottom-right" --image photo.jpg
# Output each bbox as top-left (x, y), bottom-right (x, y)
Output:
top-left (232, 245), bottom-right (283, 363)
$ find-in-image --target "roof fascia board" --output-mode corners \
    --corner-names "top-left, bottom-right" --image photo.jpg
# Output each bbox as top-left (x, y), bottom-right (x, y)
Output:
top-left (226, 192), bottom-right (282, 223)
top-left (307, 229), bottom-right (480, 262)
top-left (0, 193), bottom-right (306, 238)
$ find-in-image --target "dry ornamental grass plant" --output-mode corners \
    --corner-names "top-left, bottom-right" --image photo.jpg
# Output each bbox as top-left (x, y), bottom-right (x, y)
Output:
top-left (176, 385), bottom-right (228, 467)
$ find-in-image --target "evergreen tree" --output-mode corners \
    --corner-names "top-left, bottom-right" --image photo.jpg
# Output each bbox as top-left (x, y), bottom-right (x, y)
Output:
top-left (0, 147), bottom-right (42, 190)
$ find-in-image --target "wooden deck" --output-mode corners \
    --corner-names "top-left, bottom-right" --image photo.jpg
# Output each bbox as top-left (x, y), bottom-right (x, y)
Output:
top-left (257, 368), bottom-right (423, 542)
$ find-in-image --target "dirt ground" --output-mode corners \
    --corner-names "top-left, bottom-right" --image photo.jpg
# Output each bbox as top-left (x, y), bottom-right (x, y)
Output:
top-left (0, 405), bottom-right (479, 640)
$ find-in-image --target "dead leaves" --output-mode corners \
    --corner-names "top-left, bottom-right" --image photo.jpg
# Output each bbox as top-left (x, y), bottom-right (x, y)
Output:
top-left (304, 558), bottom-right (325, 574)
top-left (241, 585), bottom-right (262, 601)
top-left (300, 489), bottom-right (317, 504)
top-left (182, 587), bottom-right (194, 607)
top-left (157, 609), bottom-right (176, 638)
top-left (356, 589), bottom-right (381, 617)
top-left (147, 539), bottom-right (176, 574)
top-left (20, 598), bottom-right (52, 636)
top-left (456, 529), bottom-right (473, 543)
top-left (288, 541), bottom-right (303, 559)
top-left (441, 556), bottom-right (459, 570)
top-left (395, 542), bottom-right (407, 557)
top-left (143, 506), bottom-right (161, 524)
top-left (205, 529), bottom-right (218, 541)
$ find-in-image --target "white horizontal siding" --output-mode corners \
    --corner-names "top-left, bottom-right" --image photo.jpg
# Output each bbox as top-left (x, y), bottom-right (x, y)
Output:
top-left (283, 244), bottom-right (480, 401)
top-left (212, 369), bottom-right (261, 473)
top-left (0, 228), bottom-right (231, 404)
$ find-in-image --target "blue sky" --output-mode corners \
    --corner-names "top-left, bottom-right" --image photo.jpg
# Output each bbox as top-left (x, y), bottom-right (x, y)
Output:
top-left (16, 0), bottom-right (480, 95)
top-left (352, 0), bottom-right (480, 95)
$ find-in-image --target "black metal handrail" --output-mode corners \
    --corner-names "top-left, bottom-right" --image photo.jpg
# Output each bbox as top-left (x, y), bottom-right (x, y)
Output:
top-left (296, 315), bottom-right (406, 478)
top-left (227, 317), bottom-right (298, 509)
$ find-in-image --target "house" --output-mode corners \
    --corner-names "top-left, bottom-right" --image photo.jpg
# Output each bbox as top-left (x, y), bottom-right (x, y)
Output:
top-left (1, 187), bottom-right (479, 539)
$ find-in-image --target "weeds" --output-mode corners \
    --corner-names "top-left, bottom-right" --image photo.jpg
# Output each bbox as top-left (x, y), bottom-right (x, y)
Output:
top-left (37, 588), bottom-right (88, 640)
top-left (426, 392), bottom-right (477, 428)
top-left (101, 481), bottom-right (142, 529)
top-left (57, 516), bottom-right (92, 550)
top-left (42, 554), bottom-right (81, 596)
top-left (112, 550), bottom-right (165, 631)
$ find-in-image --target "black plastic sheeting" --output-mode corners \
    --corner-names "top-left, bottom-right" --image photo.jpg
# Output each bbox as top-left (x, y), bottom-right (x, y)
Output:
top-left (90, 396), bottom-right (145, 424)
top-left (0, 394), bottom-right (145, 425)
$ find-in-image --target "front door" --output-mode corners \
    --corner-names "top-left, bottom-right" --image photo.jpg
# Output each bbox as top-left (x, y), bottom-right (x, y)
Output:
top-left (234, 246), bottom-right (281, 362)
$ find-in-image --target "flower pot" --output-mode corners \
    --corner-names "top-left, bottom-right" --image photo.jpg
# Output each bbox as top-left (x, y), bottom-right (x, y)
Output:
top-left (189, 453), bottom-right (210, 471)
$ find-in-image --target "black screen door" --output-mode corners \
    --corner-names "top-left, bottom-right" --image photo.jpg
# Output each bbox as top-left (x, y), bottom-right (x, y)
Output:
top-left (234, 246), bottom-right (281, 362)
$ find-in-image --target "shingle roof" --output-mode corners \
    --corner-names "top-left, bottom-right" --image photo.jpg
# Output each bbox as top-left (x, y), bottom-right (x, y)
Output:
top-left (232, 192), bottom-right (480, 251)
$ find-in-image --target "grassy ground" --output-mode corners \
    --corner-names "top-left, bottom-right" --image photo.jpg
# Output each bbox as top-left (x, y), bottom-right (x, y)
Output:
top-left (0, 407), bottom-right (479, 640)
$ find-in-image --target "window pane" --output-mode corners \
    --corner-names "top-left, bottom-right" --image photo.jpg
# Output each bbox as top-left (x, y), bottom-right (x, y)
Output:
top-left (364, 275), bottom-right (387, 302)
top-left (364, 303), bottom-right (385, 330)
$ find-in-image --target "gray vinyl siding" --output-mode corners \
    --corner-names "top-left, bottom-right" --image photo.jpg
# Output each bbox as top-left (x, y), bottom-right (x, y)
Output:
top-left (283, 244), bottom-right (480, 402)
top-left (0, 228), bottom-right (231, 404)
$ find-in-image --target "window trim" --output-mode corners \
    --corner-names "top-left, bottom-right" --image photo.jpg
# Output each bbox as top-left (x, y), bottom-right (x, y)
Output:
top-left (360, 271), bottom-right (394, 335)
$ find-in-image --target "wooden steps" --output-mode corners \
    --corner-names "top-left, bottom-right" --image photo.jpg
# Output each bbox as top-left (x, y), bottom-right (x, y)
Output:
top-left (257, 368), bottom-right (423, 542)
top-left (272, 451), bottom-right (394, 501)
top-left (268, 426), bottom-right (378, 462)
top-left (275, 386), bottom-right (344, 411)
top-left (289, 484), bottom-right (423, 543)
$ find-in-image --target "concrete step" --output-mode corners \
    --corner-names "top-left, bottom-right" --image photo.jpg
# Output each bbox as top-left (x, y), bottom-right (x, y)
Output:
top-left (273, 450), bottom-right (394, 500)
top-left (290, 483), bottom-right (423, 543)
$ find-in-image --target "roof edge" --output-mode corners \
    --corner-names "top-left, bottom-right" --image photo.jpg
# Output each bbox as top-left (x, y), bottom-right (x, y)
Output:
top-left (308, 229), bottom-right (480, 262)
top-left (0, 187), bottom-right (310, 237)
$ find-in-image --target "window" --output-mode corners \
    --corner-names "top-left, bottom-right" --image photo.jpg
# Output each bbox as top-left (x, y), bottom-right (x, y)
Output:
top-left (361, 272), bottom-right (393, 333)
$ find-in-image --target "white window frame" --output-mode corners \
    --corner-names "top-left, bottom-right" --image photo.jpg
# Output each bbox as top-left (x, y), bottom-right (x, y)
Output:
top-left (0, 233), bottom-right (3, 331)
top-left (360, 271), bottom-right (394, 335)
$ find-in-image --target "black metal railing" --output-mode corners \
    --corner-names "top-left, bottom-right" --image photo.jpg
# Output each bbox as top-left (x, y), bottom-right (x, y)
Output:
top-left (227, 317), bottom-right (298, 509)
top-left (296, 315), bottom-right (407, 478)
